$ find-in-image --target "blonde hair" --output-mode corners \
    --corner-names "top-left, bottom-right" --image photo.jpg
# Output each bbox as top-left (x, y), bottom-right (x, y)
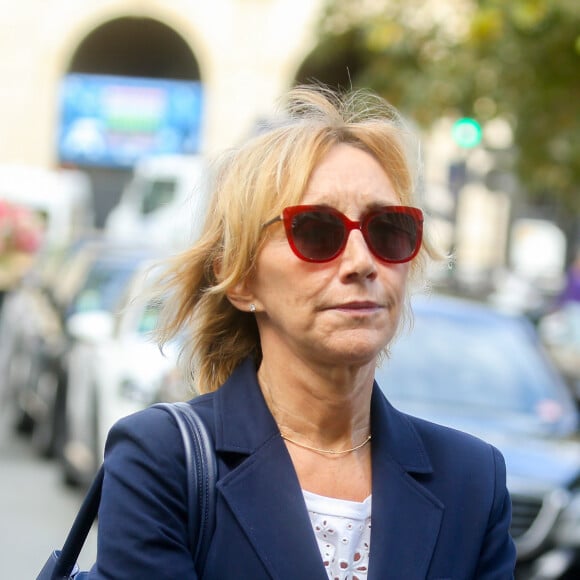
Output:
top-left (155, 84), bottom-right (441, 393)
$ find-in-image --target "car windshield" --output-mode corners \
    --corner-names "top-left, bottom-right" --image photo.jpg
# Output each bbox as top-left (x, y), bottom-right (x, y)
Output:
top-left (141, 178), bottom-right (177, 215)
top-left (137, 300), bottom-right (161, 334)
top-left (71, 256), bottom-right (143, 314)
top-left (376, 298), bottom-right (577, 436)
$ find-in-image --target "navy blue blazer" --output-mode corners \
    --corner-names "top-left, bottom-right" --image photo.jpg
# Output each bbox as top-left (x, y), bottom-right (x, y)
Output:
top-left (90, 358), bottom-right (516, 579)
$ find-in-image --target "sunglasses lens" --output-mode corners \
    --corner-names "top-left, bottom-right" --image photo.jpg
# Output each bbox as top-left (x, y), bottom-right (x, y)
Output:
top-left (367, 212), bottom-right (419, 262)
top-left (291, 210), bottom-right (345, 261)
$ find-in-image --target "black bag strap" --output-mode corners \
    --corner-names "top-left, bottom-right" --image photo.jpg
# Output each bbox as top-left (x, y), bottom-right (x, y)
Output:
top-left (52, 466), bottom-right (104, 578)
top-left (51, 402), bottom-right (216, 579)
top-left (154, 402), bottom-right (217, 573)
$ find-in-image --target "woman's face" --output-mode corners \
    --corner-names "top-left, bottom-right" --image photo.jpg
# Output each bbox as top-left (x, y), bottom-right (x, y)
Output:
top-left (244, 143), bottom-right (411, 371)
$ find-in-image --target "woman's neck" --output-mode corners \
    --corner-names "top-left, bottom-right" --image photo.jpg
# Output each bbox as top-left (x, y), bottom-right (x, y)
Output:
top-left (257, 360), bottom-right (374, 449)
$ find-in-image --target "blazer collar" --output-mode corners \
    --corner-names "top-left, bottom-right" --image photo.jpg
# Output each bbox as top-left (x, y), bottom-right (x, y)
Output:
top-left (370, 384), bottom-right (433, 474)
top-left (213, 358), bottom-right (443, 579)
top-left (213, 357), bottom-right (280, 454)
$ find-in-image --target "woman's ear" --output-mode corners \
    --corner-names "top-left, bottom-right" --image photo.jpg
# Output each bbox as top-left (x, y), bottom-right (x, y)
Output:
top-left (226, 280), bottom-right (258, 312)
top-left (216, 258), bottom-right (261, 313)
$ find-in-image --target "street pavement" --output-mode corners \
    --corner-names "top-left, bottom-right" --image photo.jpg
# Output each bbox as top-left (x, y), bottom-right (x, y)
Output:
top-left (0, 405), bottom-right (97, 578)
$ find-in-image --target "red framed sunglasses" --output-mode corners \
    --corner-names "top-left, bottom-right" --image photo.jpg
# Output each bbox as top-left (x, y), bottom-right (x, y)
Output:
top-left (263, 205), bottom-right (423, 264)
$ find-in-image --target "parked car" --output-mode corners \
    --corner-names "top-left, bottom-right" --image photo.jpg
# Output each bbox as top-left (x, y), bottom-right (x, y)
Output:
top-left (61, 263), bottom-right (179, 486)
top-left (376, 294), bottom-right (580, 579)
top-left (538, 303), bottom-right (580, 403)
top-left (0, 235), bottom-right (101, 434)
top-left (3, 238), bottom-right (159, 458)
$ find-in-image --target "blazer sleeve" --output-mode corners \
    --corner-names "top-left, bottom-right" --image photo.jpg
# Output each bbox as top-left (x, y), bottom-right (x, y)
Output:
top-left (475, 445), bottom-right (517, 579)
top-left (88, 406), bottom-right (198, 579)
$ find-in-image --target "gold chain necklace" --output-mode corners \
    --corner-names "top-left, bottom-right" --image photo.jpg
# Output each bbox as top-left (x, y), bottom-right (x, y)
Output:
top-left (281, 433), bottom-right (371, 456)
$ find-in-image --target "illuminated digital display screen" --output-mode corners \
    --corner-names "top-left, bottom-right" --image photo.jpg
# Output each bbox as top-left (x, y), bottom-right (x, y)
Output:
top-left (58, 74), bottom-right (203, 167)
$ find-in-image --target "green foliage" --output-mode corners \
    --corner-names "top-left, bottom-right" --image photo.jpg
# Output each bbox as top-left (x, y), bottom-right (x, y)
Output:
top-left (300, 0), bottom-right (580, 214)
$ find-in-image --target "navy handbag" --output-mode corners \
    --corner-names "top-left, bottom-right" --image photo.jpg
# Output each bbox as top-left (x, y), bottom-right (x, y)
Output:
top-left (36, 402), bottom-right (217, 579)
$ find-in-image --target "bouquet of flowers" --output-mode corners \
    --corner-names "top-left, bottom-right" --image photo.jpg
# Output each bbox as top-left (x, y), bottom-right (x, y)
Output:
top-left (0, 199), bottom-right (44, 290)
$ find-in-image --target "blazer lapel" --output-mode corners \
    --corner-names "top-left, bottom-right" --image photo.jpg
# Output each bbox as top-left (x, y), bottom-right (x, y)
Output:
top-left (368, 387), bottom-right (444, 580)
top-left (213, 359), bottom-right (328, 580)
top-left (219, 437), bottom-right (329, 579)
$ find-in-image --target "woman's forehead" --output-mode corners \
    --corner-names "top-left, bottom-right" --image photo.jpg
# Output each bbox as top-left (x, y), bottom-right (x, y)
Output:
top-left (299, 144), bottom-right (399, 210)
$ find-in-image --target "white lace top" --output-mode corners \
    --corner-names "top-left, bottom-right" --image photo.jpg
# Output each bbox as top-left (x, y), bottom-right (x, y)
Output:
top-left (303, 490), bottom-right (372, 580)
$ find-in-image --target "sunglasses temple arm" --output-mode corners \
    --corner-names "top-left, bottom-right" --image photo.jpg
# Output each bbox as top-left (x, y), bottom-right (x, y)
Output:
top-left (262, 215), bottom-right (283, 229)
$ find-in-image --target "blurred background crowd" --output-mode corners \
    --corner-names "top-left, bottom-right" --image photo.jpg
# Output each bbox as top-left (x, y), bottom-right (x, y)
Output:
top-left (0, 1), bottom-right (579, 578)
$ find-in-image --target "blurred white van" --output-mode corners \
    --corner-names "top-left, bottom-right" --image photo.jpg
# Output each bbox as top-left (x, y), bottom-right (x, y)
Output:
top-left (104, 154), bottom-right (208, 251)
top-left (0, 164), bottom-right (94, 248)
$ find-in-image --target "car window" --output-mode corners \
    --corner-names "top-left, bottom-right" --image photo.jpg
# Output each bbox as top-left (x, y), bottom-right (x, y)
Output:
top-left (141, 179), bottom-right (177, 215)
top-left (376, 304), bottom-right (576, 433)
top-left (137, 300), bottom-right (161, 334)
top-left (70, 257), bottom-right (142, 315)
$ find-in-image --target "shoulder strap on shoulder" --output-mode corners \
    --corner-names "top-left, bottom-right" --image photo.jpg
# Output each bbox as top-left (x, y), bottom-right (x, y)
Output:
top-left (153, 402), bottom-right (217, 577)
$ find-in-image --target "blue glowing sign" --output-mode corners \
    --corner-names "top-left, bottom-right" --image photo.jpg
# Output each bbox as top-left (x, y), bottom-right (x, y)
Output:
top-left (58, 74), bottom-right (203, 168)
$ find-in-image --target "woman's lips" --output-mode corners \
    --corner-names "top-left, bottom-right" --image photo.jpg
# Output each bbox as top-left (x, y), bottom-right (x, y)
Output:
top-left (333, 301), bottom-right (381, 312)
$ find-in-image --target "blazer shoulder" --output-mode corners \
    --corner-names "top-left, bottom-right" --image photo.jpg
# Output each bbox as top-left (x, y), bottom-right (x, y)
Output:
top-left (402, 411), bottom-right (505, 477)
top-left (405, 410), bottom-right (495, 449)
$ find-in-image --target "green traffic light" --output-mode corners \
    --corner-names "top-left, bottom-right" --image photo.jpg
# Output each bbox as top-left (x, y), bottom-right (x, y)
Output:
top-left (452, 117), bottom-right (482, 148)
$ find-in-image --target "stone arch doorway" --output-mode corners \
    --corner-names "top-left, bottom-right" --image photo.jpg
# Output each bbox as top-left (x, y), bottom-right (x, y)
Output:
top-left (69, 17), bottom-right (200, 80)
top-left (63, 17), bottom-right (202, 226)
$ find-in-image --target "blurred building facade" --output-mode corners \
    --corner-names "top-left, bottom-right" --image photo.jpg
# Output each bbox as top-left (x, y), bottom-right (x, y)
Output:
top-left (0, 0), bottom-right (565, 292)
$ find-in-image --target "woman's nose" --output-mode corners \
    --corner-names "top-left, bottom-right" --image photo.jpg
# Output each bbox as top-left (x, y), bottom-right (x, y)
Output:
top-left (339, 230), bottom-right (378, 279)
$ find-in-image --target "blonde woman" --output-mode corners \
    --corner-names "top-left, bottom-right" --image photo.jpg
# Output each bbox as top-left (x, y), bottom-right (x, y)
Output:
top-left (90, 85), bottom-right (516, 579)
